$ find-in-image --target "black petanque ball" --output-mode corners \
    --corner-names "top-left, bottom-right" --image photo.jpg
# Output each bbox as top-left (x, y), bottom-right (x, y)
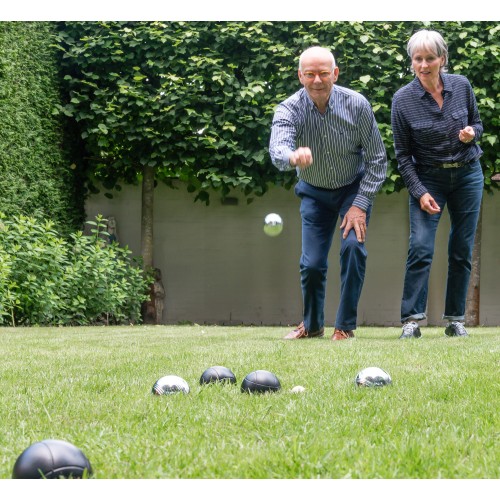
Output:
top-left (12, 439), bottom-right (92, 479)
top-left (200, 365), bottom-right (237, 385)
top-left (241, 370), bottom-right (281, 394)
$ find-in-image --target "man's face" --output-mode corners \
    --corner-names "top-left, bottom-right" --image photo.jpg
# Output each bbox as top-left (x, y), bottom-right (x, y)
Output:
top-left (298, 51), bottom-right (339, 106)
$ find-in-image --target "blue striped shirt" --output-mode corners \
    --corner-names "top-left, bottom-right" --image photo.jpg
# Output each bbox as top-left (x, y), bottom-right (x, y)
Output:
top-left (391, 73), bottom-right (483, 199)
top-left (269, 86), bottom-right (387, 211)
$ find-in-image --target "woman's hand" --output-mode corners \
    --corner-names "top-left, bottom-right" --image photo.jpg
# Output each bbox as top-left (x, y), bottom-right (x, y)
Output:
top-left (459, 126), bottom-right (475, 143)
top-left (419, 193), bottom-right (441, 214)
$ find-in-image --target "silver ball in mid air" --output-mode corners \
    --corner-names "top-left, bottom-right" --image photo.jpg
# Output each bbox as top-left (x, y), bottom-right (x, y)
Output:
top-left (355, 367), bottom-right (392, 387)
top-left (263, 213), bottom-right (283, 237)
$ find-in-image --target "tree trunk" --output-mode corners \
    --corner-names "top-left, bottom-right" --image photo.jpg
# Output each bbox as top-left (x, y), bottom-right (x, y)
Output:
top-left (141, 165), bottom-right (155, 270)
top-left (140, 165), bottom-right (165, 324)
top-left (465, 201), bottom-right (482, 326)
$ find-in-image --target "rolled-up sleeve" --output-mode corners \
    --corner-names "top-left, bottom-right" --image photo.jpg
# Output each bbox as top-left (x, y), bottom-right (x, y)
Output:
top-left (269, 104), bottom-right (296, 172)
top-left (467, 79), bottom-right (483, 143)
top-left (353, 103), bottom-right (388, 211)
top-left (391, 95), bottom-right (428, 200)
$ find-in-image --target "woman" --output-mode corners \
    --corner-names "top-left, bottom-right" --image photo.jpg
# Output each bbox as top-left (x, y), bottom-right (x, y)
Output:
top-left (391, 29), bottom-right (484, 339)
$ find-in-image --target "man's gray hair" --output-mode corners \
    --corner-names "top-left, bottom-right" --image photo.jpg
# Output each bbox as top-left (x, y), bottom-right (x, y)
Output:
top-left (407, 29), bottom-right (448, 70)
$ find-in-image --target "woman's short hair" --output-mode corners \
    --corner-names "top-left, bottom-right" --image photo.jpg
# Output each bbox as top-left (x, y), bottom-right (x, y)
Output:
top-left (407, 29), bottom-right (448, 70)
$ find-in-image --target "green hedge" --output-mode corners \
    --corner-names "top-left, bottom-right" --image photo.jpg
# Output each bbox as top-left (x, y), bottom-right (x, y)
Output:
top-left (0, 21), bottom-right (85, 235)
top-left (1, 22), bottom-right (497, 223)
top-left (56, 21), bottom-right (499, 204)
top-left (0, 213), bottom-right (152, 326)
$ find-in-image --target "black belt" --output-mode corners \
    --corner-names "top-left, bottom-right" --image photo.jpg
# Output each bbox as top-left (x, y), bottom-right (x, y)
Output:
top-left (440, 161), bottom-right (466, 168)
top-left (419, 159), bottom-right (477, 169)
top-left (435, 159), bottom-right (478, 169)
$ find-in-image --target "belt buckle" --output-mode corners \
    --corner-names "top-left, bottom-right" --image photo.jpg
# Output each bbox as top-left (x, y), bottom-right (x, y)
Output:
top-left (442, 162), bottom-right (461, 168)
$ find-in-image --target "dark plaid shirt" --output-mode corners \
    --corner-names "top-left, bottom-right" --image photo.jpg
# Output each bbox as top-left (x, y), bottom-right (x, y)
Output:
top-left (391, 73), bottom-right (483, 199)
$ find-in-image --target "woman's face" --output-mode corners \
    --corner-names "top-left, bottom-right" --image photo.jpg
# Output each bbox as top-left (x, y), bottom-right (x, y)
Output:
top-left (411, 47), bottom-right (445, 83)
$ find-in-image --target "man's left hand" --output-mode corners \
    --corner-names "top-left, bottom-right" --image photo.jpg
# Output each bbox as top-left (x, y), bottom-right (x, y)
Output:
top-left (340, 206), bottom-right (367, 242)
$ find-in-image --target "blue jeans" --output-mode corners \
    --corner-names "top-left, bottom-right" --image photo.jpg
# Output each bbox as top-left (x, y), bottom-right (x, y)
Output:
top-left (295, 178), bottom-right (371, 332)
top-left (401, 160), bottom-right (483, 323)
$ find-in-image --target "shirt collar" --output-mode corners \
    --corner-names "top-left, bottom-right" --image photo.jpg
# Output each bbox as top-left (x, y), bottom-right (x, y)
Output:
top-left (440, 73), bottom-right (452, 92)
top-left (302, 87), bottom-right (336, 112)
top-left (411, 72), bottom-right (452, 97)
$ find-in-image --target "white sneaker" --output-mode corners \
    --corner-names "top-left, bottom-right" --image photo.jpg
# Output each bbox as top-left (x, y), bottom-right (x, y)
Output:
top-left (445, 321), bottom-right (469, 337)
top-left (399, 321), bottom-right (421, 339)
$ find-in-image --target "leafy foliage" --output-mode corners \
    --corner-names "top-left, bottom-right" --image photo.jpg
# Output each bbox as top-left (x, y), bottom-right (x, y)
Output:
top-left (55, 21), bottom-right (499, 203)
top-left (0, 22), bottom-right (85, 233)
top-left (55, 22), bottom-right (294, 205)
top-left (0, 213), bottom-right (152, 326)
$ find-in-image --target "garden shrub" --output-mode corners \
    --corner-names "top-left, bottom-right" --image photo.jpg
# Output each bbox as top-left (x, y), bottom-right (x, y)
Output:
top-left (0, 213), bottom-right (151, 326)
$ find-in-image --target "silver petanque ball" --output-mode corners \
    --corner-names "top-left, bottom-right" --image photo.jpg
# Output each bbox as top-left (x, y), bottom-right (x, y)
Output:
top-left (263, 213), bottom-right (283, 237)
top-left (152, 375), bottom-right (190, 395)
top-left (355, 367), bottom-right (392, 387)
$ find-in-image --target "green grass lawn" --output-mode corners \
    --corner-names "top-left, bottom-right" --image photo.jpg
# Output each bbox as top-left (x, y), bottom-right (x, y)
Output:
top-left (0, 325), bottom-right (498, 480)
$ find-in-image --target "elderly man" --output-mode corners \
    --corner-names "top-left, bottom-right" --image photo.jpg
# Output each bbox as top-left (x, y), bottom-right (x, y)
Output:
top-left (269, 46), bottom-right (387, 341)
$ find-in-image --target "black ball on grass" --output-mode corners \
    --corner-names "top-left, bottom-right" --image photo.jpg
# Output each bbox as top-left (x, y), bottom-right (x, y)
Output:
top-left (12, 439), bottom-right (92, 479)
top-left (241, 370), bottom-right (281, 394)
top-left (200, 366), bottom-right (237, 385)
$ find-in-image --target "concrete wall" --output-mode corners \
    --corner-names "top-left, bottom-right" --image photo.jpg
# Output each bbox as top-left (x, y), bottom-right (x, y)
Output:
top-left (86, 183), bottom-right (499, 327)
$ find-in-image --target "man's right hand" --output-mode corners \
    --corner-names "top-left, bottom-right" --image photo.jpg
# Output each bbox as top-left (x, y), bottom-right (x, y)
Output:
top-left (289, 147), bottom-right (313, 168)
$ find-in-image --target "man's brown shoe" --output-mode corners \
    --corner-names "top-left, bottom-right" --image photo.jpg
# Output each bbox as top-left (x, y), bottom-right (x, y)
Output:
top-left (283, 322), bottom-right (324, 339)
top-left (331, 329), bottom-right (355, 341)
